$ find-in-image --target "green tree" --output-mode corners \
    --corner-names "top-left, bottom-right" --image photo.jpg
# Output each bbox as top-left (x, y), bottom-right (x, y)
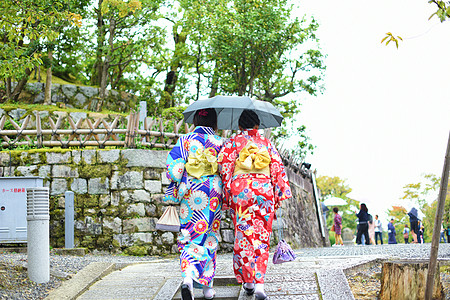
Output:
top-left (316, 175), bottom-right (358, 232)
top-left (387, 205), bottom-right (409, 242)
top-left (90, 0), bottom-right (165, 100)
top-left (399, 173), bottom-right (447, 243)
top-left (429, 0), bottom-right (450, 22)
top-left (0, 0), bottom-right (81, 102)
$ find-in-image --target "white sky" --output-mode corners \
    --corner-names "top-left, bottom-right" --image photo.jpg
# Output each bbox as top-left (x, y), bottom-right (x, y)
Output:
top-left (293, 0), bottom-right (450, 224)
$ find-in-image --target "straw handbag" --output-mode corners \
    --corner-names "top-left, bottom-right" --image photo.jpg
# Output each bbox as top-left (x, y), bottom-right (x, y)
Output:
top-left (156, 206), bottom-right (180, 232)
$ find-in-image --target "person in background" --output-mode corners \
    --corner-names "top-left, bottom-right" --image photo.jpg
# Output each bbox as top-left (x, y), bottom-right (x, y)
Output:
top-left (368, 215), bottom-right (375, 245)
top-left (418, 222), bottom-right (424, 244)
top-left (440, 221), bottom-right (446, 243)
top-left (355, 203), bottom-right (370, 245)
top-left (218, 109), bottom-right (292, 300)
top-left (408, 210), bottom-right (419, 243)
top-left (388, 218), bottom-right (397, 244)
top-left (333, 207), bottom-right (344, 246)
top-left (374, 215), bottom-right (383, 245)
top-left (164, 108), bottom-right (223, 300)
top-left (446, 224), bottom-right (450, 243)
top-left (403, 224), bottom-right (410, 244)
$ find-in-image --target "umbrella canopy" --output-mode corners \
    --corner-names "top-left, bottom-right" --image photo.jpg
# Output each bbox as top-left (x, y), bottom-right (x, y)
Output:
top-left (182, 95), bottom-right (283, 130)
top-left (323, 196), bottom-right (348, 207)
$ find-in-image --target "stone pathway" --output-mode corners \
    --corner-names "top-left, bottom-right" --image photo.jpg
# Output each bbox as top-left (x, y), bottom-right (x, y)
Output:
top-left (51, 243), bottom-right (450, 300)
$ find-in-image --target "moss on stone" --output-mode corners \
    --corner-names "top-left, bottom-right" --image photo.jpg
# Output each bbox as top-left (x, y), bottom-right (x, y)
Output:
top-left (124, 245), bottom-right (149, 256)
top-left (78, 162), bottom-right (111, 179)
top-left (81, 236), bottom-right (96, 249)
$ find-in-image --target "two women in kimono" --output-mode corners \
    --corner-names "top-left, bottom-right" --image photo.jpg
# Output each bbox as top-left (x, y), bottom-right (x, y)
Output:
top-left (165, 108), bottom-right (291, 300)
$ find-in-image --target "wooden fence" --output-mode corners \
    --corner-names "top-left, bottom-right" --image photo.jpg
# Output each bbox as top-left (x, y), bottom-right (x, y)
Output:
top-left (0, 111), bottom-right (198, 149)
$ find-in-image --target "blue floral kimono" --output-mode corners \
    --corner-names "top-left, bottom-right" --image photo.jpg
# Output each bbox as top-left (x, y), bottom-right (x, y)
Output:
top-left (164, 126), bottom-right (223, 288)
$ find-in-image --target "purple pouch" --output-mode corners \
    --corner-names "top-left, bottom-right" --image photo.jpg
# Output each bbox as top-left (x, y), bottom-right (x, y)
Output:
top-left (273, 239), bottom-right (296, 264)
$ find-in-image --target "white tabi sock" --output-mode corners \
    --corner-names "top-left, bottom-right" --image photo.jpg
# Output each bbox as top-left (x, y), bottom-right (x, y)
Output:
top-left (255, 283), bottom-right (267, 298)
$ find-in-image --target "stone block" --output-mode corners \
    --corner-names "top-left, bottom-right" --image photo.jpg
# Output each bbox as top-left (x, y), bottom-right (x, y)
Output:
top-left (9, 108), bottom-right (27, 120)
top-left (0, 152), bottom-right (10, 166)
top-left (144, 180), bottom-right (162, 194)
top-left (16, 165), bottom-right (37, 176)
top-left (87, 223), bottom-right (102, 235)
top-left (126, 203), bottom-right (146, 217)
top-left (145, 204), bottom-right (157, 216)
top-left (98, 150), bottom-right (120, 163)
top-left (161, 173), bottom-right (171, 185)
top-left (74, 93), bottom-right (87, 107)
top-left (99, 194), bottom-right (111, 207)
top-left (52, 165), bottom-right (79, 177)
top-left (161, 232), bottom-right (174, 244)
top-left (62, 84), bottom-right (77, 98)
top-left (39, 165), bottom-right (51, 178)
top-left (3, 166), bottom-right (14, 177)
top-left (122, 149), bottom-right (168, 168)
top-left (79, 86), bottom-right (98, 98)
top-left (46, 151), bottom-right (71, 164)
top-left (20, 152), bottom-right (41, 164)
top-left (143, 168), bottom-right (162, 180)
top-left (113, 234), bottom-right (135, 247)
top-left (103, 217), bottom-right (122, 234)
top-left (111, 171), bottom-right (143, 190)
top-left (221, 229), bottom-right (235, 243)
top-left (82, 150), bottom-right (96, 164)
top-left (131, 232), bottom-right (153, 243)
top-left (121, 190), bottom-right (151, 203)
top-left (51, 178), bottom-right (68, 196)
top-left (69, 112), bottom-right (87, 125)
top-left (123, 217), bottom-right (154, 233)
top-left (88, 178), bottom-right (109, 195)
top-left (71, 150), bottom-right (81, 164)
top-left (25, 82), bottom-right (44, 94)
top-left (111, 191), bottom-right (120, 206)
top-left (71, 178), bottom-right (87, 194)
top-left (51, 83), bottom-right (61, 93)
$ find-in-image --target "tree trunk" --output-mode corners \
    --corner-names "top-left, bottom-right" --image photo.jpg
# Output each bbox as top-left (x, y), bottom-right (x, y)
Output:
top-left (92, 0), bottom-right (104, 86)
top-left (162, 26), bottom-right (187, 108)
top-left (209, 63), bottom-right (218, 98)
top-left (44, 50), bottom-right (53, 105)
top-left (380, 260), bottom-right (444, 300)
top-left (5, 79), bottom-right (11, 100)
top-left (100, 17), bottom-right (115, 100)
top-left (11, 68), bottom-right (32, 101)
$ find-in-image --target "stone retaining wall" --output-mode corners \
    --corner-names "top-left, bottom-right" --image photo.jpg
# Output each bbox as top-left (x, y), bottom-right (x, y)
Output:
top-left (0, 149), bottom-right (327, 255)
top-left (11, 82), bottom-right (136, 112)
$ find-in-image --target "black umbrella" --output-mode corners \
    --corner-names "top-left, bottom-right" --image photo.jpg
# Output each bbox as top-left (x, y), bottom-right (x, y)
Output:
top-left (182, 95), bottom-right (284, 130)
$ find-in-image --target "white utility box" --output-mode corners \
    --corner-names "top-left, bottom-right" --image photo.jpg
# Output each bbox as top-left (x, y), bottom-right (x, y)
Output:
top-left (0, 177), bottom-right (44, 243)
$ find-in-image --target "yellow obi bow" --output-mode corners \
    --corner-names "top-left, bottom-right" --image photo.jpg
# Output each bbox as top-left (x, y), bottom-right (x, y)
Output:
top-left (185, 148), bottom-right (218, 179)
top-left (234, 143), bottom-right (271, 175)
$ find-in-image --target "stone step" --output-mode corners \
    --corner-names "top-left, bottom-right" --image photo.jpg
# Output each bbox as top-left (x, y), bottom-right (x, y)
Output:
top-left (172, 285), bottom-right (241, 300)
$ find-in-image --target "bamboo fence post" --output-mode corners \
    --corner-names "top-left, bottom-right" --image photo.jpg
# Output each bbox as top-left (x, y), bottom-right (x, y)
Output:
top-left (425, 131), bottom-right (450, 300)
top-left (125, 111), bottom-right (134, 148)
top-left (35, 111), bottom-right (42, 148)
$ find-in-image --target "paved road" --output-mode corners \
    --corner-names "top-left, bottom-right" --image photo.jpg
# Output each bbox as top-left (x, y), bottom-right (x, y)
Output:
top-left (49, 243), bottom-right (450, 300)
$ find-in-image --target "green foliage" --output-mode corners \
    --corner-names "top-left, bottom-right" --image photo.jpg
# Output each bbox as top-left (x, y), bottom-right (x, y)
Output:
top-left (429, 0), bottom-right (450, 22)
top-left (316, 175), bottom-right (358, 232)
top-left (381, 32), bottom-right (403, 49)
top-left (0, 0), bottom-right (82, 100)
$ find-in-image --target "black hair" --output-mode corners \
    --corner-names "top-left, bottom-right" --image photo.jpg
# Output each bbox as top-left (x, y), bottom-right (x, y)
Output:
top-left (360, 203), bottom-right (368, 212)
top-left (333, 207), bottom-right (339, 213)
top-left (193, 108), bottom-right (217, 130)
top-left (238, 109), bottom-right (260, 129)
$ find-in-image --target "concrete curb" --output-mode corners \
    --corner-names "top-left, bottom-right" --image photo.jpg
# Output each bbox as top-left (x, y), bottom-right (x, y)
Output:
top-left (44, 262), bottom-right (115, 300)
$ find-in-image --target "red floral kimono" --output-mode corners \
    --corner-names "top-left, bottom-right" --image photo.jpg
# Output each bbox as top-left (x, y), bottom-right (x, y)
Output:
top-left (218, 129), bottom-right (292, 284)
